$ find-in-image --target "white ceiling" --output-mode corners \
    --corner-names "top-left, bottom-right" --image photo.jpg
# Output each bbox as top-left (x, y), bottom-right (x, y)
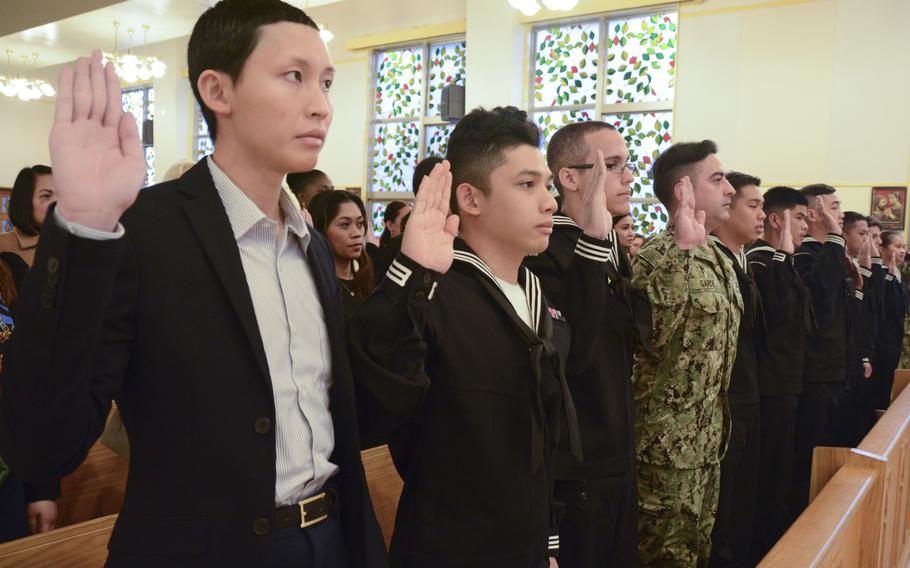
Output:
top-left (0, 0), bottom-right (343, 72)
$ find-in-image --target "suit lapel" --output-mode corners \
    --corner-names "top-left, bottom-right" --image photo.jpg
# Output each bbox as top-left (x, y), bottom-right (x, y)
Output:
top-left (177, 161), bottom-right (271, 384)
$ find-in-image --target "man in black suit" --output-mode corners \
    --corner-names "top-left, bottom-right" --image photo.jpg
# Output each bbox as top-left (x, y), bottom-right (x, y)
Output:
top-left (0, 1), bottom-right (386, 567)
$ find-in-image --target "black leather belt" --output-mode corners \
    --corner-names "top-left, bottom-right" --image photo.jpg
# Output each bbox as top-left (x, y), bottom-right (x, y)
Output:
top-left (275, 487), bottom-right (337, 530)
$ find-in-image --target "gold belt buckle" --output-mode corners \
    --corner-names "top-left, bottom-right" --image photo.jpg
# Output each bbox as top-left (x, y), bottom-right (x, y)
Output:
top-left (298, 492), bottom-right (328, 528)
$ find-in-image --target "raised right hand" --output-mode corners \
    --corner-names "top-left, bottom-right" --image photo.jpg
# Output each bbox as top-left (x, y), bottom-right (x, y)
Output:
top-left (579, 150), bottom-right (611, 240)
top-left (858, 235), bottom-right (872, 269)
top-left (50, 50), bottom-right (147, 231)
top-left (778, 209), bottom-right (795, 254)
top-left (673, 176), bottom-right (706, 250)
top-left (814, 196), bottom-right (842, 236)
top-left (400, 161), bottom-right (459, 273)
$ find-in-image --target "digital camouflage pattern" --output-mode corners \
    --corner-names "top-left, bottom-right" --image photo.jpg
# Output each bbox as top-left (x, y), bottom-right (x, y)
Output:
top-left (637, 462), bottom-right (720, 567)
top-left (631, 227), bottom-right (742, 567)
top-left (631, 227), bottom-right (742, 469)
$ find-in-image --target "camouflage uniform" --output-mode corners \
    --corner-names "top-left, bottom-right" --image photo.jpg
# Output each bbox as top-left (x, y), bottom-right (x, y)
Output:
top-left (631, 227), bottom-right (742, 567)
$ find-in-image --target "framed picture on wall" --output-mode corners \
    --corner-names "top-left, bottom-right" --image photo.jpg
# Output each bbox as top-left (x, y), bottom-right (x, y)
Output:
top-left (870, 186), bottom-right (907, 230)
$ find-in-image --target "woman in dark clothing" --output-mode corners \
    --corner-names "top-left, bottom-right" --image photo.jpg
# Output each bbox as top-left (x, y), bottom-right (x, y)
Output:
top-left (308, 190), bottom-right (375, 318)
top-left (0, 252), bottom-right (60, 542)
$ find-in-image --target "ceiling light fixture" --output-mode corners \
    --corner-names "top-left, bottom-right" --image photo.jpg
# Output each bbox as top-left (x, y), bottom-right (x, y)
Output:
top-left (0, 50), bottom-right (56, 101)
top-left (303, 1), bottom-right (334, 44)
top-left (102, 21), bottom-right (166, 84)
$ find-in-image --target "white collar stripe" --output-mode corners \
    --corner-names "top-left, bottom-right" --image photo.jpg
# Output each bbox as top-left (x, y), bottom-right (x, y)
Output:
top-left (387, 259), bottom-right (412, 287)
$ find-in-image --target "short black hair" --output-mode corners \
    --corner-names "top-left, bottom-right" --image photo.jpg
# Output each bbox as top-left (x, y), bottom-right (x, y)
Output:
top-left (446, 106), bottom-right (540, 212)
top-left (546, 121), bottom-right (616, 196)
top-left (379, 200), bottom-right (410, 247)
top-left (651, 140), bottom-right (718, 209)
top-left (412, 156), bottom-right (444, 196)
top-left (287, 169), bottom-right (329, 198)
top-left (800, 183), bottom-right (836, 197)
top-left (10, 164), bottom-right (52, 235)
top-left (867, 216), bottom-right (883, 230)
top-left (843, 211), bottom-right (867, 231)
top-left (725, 171), bottom-right (761, 192)
top-left (762, 186), bottom-right (809, 215)
top-left (188, 0), bottom-right (318, 141)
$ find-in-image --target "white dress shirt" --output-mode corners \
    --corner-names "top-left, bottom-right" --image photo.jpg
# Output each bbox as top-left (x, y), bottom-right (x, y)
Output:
top-left (56, 157), bottom-right (338, 506)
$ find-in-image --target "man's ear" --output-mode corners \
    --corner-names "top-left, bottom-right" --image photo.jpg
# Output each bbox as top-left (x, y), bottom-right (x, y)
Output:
top-left (558, 167), bottom-right (579, 194)
top-left (197, 70), bottom-right (233, 120)
top-left (806, 207), bottom-right (818, 223)
top-left (455, 183), bottom-right (482, 217)
top-left (767, 212), bottom-right (781, 231)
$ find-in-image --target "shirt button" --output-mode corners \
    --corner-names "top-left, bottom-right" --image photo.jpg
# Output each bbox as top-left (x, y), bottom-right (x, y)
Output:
top-left (414, 290), bottom-right (426, 301)
top-left (253, 518), bottom-right (270, 535)
top-left (254, 417), bottom-right (272, 434)
top-left (423, 273), bottom-right (432, 284)
top-left (47, 257), bottom-right (60, 274)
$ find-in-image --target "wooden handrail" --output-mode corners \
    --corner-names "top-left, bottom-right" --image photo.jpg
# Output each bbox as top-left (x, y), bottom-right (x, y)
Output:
top-left (0, 514), bottom-right (116, 567)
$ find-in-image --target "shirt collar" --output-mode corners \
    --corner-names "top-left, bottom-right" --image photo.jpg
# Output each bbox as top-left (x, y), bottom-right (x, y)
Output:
top-left (207, 157), bottom-right (310, 245)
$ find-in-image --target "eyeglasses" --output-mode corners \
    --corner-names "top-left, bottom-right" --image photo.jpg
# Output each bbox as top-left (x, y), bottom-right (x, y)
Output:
top-left (566, 161), bottom-right (637, 175)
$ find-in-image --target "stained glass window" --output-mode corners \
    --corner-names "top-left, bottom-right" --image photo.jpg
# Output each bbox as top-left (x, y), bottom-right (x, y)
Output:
top-left (603, 111), bottom-right (673, 200)
top-left (630, 201), bottom-right (669, 236)
top-left (122, 85), bottom-right (155, 186)
top-left (605, 13), bottom-right (677, 105)
top-left (194, 102), bottom-right (214, 161)
top-left (534, 109), bottom-right (594, 148)
top-left (368, 38), bottom-right (466, 220)
top-left (529, 10), bottom-right (677, 237)
top-left (370, 121), bottom-right (420, 193)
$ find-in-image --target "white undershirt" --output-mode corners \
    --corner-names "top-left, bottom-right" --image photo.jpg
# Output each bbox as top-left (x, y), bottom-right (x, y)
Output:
top-left (494, 277), bottom-right (532, 328)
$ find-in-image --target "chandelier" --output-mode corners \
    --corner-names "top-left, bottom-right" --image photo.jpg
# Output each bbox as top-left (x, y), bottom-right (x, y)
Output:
top-left (103, 22), bottom-right (166, 84)
top-left (508, 0), bottom-right (579, 16)
top-left (0, 50), bottom-right (56, 101)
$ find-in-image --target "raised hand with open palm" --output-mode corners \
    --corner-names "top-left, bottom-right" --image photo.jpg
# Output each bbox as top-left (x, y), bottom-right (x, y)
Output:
top-left (50, 50), bottom-right (147, 231)
top-left (400, 160), bottom-right (460, 273)
top-left (673, 176), bottom-right (707, 250)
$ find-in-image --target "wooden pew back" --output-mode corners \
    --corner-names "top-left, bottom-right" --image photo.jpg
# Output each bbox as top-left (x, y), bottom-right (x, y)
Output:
top-left (759, 465), bottom-right (877, 567)
top-left (55, 441), bottom-right (128, 527)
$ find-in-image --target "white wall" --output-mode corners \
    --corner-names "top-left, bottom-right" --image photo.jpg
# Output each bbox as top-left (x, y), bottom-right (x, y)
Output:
top-left (675, 0), bottom-right (910, 219)
top-left (0, 97), bottom-right (54, 186)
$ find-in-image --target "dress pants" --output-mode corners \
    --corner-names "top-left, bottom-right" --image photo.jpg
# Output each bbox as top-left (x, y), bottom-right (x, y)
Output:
top-left (554, 469), bottom-right (639, 567)
top-left (270, 511), bottom-right (348, 568)
top-left (709, 403), bottom-right (760, 568)
top-left (751, 395), bottom-right (799, 564)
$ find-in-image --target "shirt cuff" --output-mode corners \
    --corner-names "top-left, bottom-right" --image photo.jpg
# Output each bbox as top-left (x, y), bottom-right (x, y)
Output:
top-left (54, 209), bottom-right (125, 241)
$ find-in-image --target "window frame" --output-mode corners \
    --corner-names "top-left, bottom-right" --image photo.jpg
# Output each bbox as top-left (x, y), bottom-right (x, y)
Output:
top-left (365, 35), bottom-right (466, 234)
top-left (121, 83), bottom-right (156, 186)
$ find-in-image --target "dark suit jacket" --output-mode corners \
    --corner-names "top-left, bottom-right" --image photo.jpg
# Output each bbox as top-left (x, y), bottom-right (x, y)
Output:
top-left (0, 161), bottom-right (387, 567)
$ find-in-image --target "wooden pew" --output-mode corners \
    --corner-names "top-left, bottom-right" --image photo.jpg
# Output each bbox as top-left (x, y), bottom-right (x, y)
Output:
top-left (0, 445), bottom-right (403, 565)
top-left (361, 444), bottom-right (403, 549)
top-left (55, 440), bottom-right (128, 527)
top-left (0, 514), bottom-right (116, 567)
top-left (766, 372), bottom-right (910, 567)
top-left (759, 465), bottom-right (878, 567)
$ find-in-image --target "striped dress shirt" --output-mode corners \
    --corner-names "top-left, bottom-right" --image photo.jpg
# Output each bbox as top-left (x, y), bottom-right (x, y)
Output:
top-left (207, 157), bottom-right (337, 506)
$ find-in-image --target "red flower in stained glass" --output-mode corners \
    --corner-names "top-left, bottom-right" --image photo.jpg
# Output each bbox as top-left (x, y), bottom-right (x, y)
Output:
top-left (629, 56), bottom-right (637, 65)
top-left (612, 36), bottom-right (619, 45)
top-left (663, 133), bottom-right (671, 142)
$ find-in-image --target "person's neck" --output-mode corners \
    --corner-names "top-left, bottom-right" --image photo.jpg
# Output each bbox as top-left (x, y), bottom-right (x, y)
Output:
top-left (460, 227), bottom-right (522, 284)
top-left (807, 223), bottom-right (827, 241)
top-left (561, 196), bottom-right (584, 226)
top-left (762, 228), bottom-right (781, 248)
top-left (211, 138), bottom-right (285, 221)
top-left (711, 227), bottom-right (746, 252)
top-left (335, 258), bottom-right (353, 280)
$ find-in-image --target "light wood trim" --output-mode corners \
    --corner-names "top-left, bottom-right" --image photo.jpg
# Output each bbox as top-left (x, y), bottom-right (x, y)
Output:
top-left (0, 514), bottom-right (116, 567)
top-left (361, 445), bottom-right (403, 549)
top-left (891, 369), bottom-right (910, 403)
top-left (809, 446), bottom-right (850, 503)
top-left (759, 465), bottom-right (877, 567)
